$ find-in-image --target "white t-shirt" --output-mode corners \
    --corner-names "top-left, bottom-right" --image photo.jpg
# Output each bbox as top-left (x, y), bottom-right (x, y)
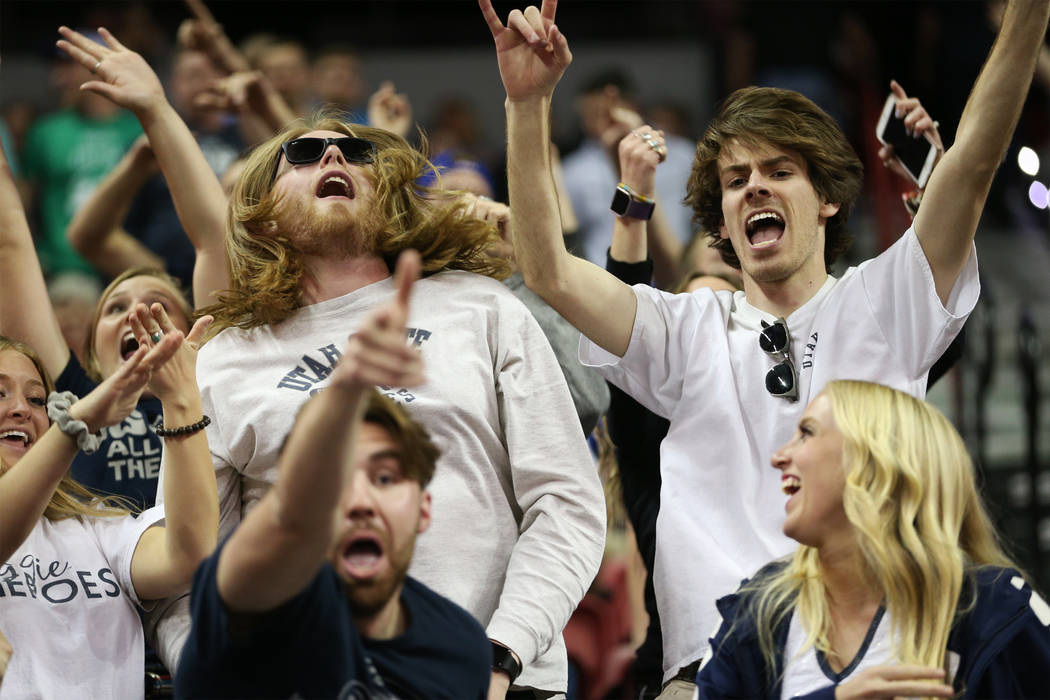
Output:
top-left (158, 270), bottom-right (604, 693)
top-left (581, 227), bottom-right (978, 680)
top-left (780, 608), bottom-right (961, 698)
top-left (0, 506), bottom-right (164, 700)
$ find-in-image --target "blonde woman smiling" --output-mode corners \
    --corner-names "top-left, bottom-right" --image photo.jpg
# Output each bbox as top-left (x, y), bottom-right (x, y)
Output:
top-left (697, 380), bottom-right (1050, 699)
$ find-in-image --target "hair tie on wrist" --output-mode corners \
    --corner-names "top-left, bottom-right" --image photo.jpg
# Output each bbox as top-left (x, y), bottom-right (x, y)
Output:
top-left (154, 415), bottom-right (211, 438)
top-left (46, 391), bottom-right (104, 454)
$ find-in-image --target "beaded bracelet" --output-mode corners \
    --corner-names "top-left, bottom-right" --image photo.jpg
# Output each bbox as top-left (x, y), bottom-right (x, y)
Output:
top-left (46, 391), bottom-right (104, 454)
top-left (154, 415), bottom-right (211, 438)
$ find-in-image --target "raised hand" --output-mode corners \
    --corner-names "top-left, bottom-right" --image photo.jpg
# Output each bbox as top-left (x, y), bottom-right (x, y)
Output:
top-left (194, 70), bottom-right (267, 115)
top-left (834, 664), bottom-right (954, 699)
top-left (177, 0), bottom-right (250, 75)
top-left (330, 250), bottom-right (425, 391)
top-left (56, 27), bottom-right (167, 118)
top-left (69, 329), bottom-right (183, 434)
top-left (618, 124), bottom-right (666, 198)
top-left (879, 80), bottom-right (944, 184)
top-left (129, 303), bottom-right (212, 404)
top-left (479, 0), bottom-right (572, 102)
top-left (367, 81), bottom-right (413, 139)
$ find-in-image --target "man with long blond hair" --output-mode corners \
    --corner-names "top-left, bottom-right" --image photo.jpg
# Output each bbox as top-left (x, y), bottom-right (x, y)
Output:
top-left (483, 0), bottom-right (1050, 692)
top-left (173, 117), bottom-right (602, 697)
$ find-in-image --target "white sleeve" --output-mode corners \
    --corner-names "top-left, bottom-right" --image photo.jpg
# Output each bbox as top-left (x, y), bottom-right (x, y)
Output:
top-left (485, 298), bottom-right (606, 670)
top-left (88, 504), bottom-right (166, 608)
top-left (857, 226), bottom-right (979, 376)
top-left (580, 283), bottom-right (715, 419)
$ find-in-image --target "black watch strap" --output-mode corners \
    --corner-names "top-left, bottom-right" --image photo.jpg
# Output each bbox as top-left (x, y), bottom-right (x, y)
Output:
top-left (491, 641), bottom-right (522, 683)
top-left (610, 183), bottom-right (655, 221)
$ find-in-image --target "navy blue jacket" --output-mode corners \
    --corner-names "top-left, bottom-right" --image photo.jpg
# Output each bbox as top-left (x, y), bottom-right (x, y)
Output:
top-left (697, 564), bottom-right (1050, 699)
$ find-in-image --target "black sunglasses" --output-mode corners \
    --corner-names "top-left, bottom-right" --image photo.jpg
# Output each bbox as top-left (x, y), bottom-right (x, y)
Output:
top-left (759, 319), bottom-right (798, 402)
top-left (279, 136), bottom-right (377, 166)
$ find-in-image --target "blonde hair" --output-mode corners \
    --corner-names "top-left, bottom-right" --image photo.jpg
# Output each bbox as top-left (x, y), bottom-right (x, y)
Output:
top-left (83, 267), bottom-right (192, 383)
top-left (743, 380), bottom-right (1014, 683)
top-left (0, 337), bottom-right (131, 521)
top-left (202, 116), bottom-right (510, 334)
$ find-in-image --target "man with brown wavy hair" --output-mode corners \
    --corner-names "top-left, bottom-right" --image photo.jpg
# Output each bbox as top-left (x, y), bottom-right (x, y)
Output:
top-left (483, 0), bottom-right (1048, 693)
top-left (182, 119), bottom-right (605, 698)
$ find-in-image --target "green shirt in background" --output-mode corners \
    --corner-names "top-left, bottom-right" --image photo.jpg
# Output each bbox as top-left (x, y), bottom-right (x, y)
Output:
top-left (22, 109), bottom-right (141, 278)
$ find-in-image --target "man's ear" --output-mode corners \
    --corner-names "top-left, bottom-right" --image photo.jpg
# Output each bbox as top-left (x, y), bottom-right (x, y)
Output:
top-left (262, 220), bottom-right (278, 234)
top-left (819, 201), bottom-right (841, 220)
top-left (417, 490), bottom-right (432, 535)
top-left (718, 221), bottom-right (730, 240)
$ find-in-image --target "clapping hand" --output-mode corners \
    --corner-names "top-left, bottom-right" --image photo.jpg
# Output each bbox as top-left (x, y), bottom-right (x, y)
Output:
top-left (128, 304), bottom-right (212, 405)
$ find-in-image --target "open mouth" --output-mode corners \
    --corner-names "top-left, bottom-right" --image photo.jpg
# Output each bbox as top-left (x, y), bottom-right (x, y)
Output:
top-left (0, 430), bottom-right (31, 450)
top-left (340, 534), bottom-right (384, 578)
top-left (120, 332), bottom-right (140, 362)
top-left (316, 172), bottom-right (354, 199)
top-left (781, 475), bottom-right (800, 496)
top-left (746, 211), bottom-right (785, 248)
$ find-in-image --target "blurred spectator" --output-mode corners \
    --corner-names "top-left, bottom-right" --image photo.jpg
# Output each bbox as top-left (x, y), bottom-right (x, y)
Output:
top-left (562, 69), bottom-right (695, 267)
top-left (250, 36), bottom-right (311, 118)
top-left (46, 271), bottom-right (100, 366)
top-left (312, 44), bottom-right (367, 122)
top-left (21, 34), bottom-right (141, 279)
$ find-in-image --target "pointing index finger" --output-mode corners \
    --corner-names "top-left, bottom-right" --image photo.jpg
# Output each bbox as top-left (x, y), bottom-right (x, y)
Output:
top-left (393, 249), bottom-right (421, 312)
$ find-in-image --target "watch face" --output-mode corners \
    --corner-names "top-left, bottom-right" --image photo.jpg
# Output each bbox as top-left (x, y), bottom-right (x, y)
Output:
top-left (611, 187), bottom-right (631, 215)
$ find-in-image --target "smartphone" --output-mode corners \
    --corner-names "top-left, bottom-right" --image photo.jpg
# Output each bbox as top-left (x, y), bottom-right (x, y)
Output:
top-left (876, 94), bottom-right (938, 189)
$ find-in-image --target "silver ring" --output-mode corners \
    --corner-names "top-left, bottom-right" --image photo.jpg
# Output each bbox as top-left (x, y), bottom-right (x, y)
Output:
top-left (150, 331), bottom-right (162, 343)
top-left (92, 60), bottom-right (102, 74)
top-left (640, 132), bottom-right (654, 142)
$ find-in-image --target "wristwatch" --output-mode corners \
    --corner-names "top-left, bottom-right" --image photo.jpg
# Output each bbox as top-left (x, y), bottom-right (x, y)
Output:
top-left (610, 182), bottom-right (655, 220)
top-left (491, 641), bottom-right (522, 683)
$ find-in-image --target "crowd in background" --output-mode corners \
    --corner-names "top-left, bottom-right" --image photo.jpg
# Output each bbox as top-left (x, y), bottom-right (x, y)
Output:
top-left (0, 1), bottom-right (1049, 699)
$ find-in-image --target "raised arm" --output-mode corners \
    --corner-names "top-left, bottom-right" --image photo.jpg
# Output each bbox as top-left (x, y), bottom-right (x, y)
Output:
top-left (609, 125), bottom-right (669, 267)
top-left (0, 336), bottom-right (180, 563)
top-left (216, 251), bottom-right (423, 613)
top-left (481, 0), bottom-right (637, 356)
top-left (67, 135), bottom-right (165, 277)
top-left (57, 27), bottom-right (229, 308)
top-left (0, 144), bottom-right (73, 379)
top-left (127, 306), bottom-right (218, 601)
top-left (367, 81), bottom-right (414, 141)
top-left (177, 0), bottom-right (251, 76)
top-left (193, 70), bottom-right (297, 145)
top-left (913, 0), bottom-right (1050, 304)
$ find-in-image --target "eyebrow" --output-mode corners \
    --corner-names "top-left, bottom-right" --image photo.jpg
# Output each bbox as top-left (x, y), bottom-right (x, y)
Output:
top-left (369, 449), bottom-right (404, 464)
top-left (0, 373), bottom-right (45, 391)
top-left (720, 155), bottom-right (796, 176)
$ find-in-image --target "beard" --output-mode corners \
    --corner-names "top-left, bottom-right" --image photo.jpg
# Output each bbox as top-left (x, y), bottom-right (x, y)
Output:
top-left (341, 530), bottom-right (416, 618)
top-left (272, 192), bottom-right (384, 260)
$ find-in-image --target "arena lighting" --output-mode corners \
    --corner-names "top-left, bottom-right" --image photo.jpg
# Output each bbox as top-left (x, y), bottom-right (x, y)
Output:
top-left (1018, 146), bottom-right (1040, 176)
top-left (1029, 180), bottom-right (1048, 210)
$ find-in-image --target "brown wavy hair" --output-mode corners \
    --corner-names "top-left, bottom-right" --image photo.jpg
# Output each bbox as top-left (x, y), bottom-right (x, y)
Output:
top-left (686, 87), bottom-right (864, 270)
top-left (0, 336), bottom-right (132, 520)
top-left (202, 117), bottom-right (510, 334)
